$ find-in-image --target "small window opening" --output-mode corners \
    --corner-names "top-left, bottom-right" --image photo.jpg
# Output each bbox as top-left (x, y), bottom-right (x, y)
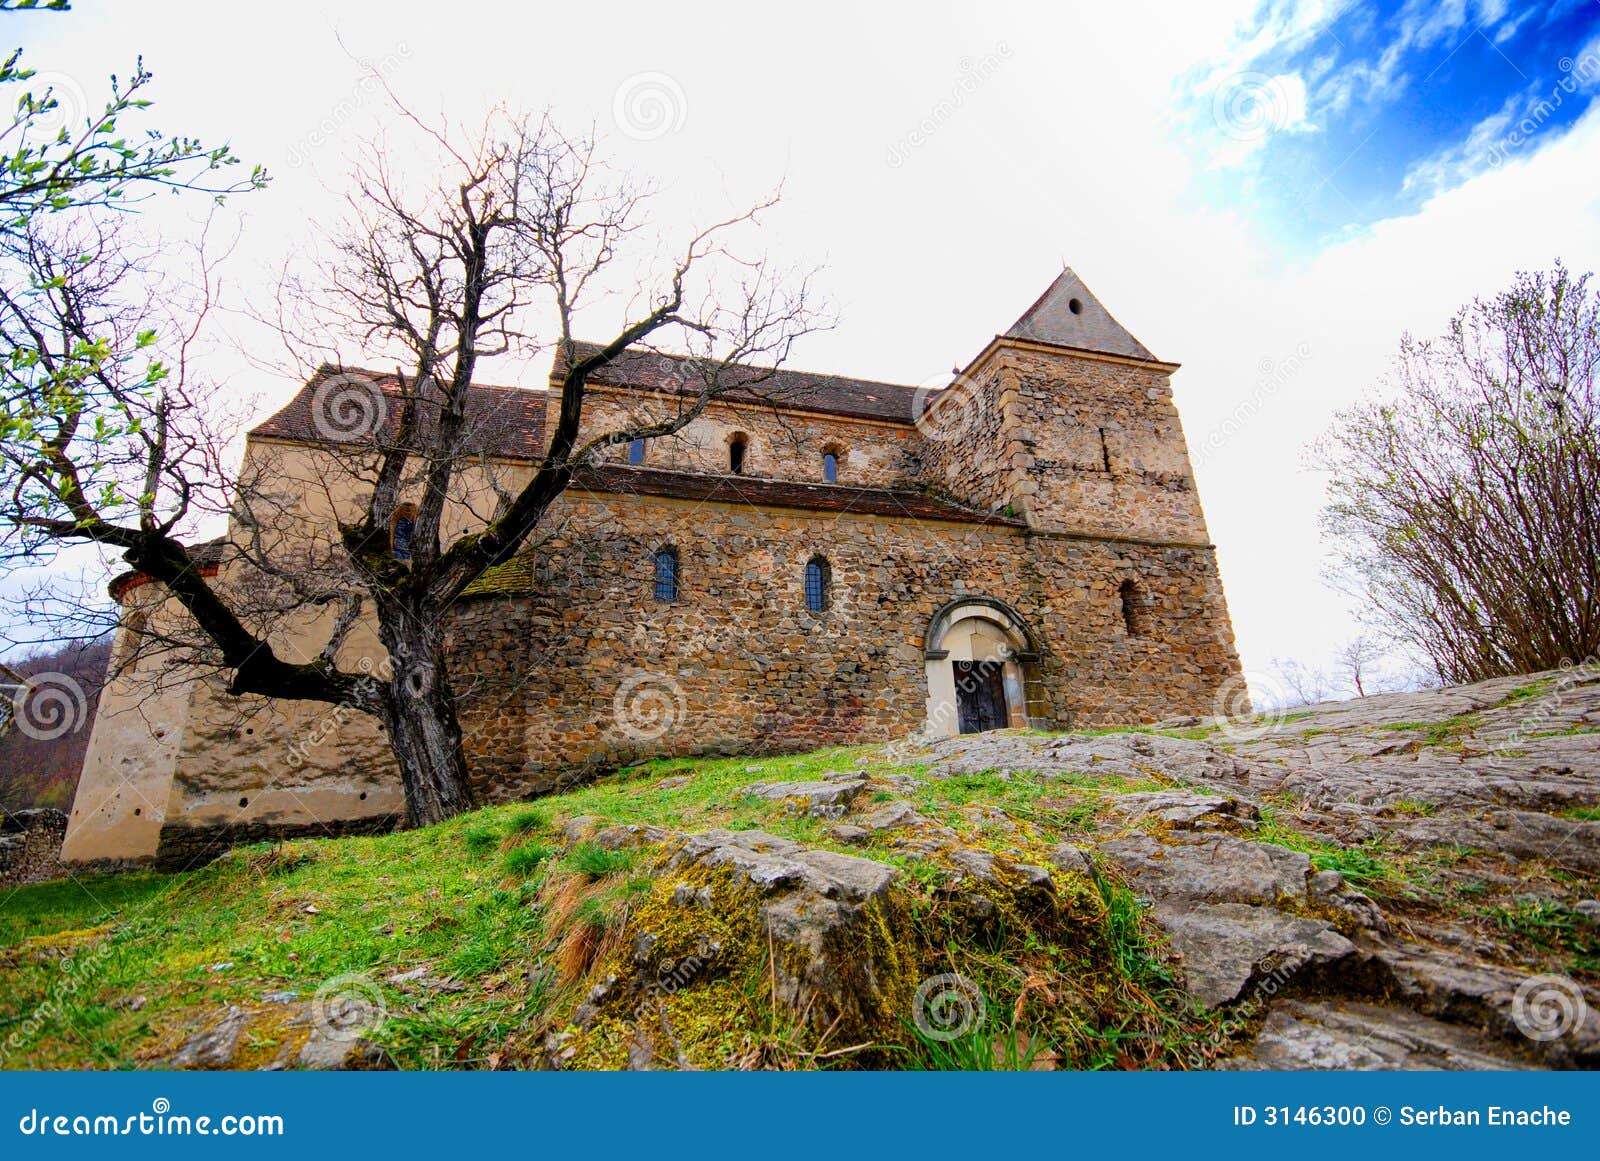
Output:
top-left (1068, 297), bottom-right (1083, 315)
top-left (392, 504), bottom-right (417, 561)
top-left (1119, 580), bottom-right (1146, 637)
top-left (1099, 427), bottom-right (1112, 474)
top-left (805, 556), bottom-right (831, 612)
top-left (822, 451), bottom-right (839, 483)
top-left (628, 438), bottom-right (645, 465)
top-left (728, 434), bottom-right (748, 475)
top-left (653, 547), bottom-right (680, 602)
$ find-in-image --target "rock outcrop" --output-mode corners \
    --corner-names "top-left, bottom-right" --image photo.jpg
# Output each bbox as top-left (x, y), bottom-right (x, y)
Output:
top-left (540, 667), bottom-right (1600, 1070)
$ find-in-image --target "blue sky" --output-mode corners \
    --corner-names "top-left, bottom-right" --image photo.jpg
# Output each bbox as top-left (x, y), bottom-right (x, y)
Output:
top-left (1183, 0), bottom-right (1600, 250)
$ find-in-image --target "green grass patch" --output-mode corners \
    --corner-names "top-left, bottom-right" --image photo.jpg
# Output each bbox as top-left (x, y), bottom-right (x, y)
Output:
top-left (508, 807), bottom-right (549, 835)
top-left (503, 842), bottom-right (553, 878)
top-left (564, 843), bottom-right (636, 878)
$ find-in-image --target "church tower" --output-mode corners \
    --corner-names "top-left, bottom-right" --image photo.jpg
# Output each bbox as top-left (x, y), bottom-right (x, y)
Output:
top-left (918, 268), bottom-right (1245, 727)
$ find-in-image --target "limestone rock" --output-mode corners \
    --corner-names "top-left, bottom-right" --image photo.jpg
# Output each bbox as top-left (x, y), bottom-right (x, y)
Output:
top-left (1154, 902), bottom-right (1358, 1007)
top-left (171, 1006), bottom-right (249, 1069)
top-left (741, 779), bottom-right (867, 819)
top-left (1221, 999), bottom-right (1529, 1071)
top-left (854, 800), bottom-right (931, 833)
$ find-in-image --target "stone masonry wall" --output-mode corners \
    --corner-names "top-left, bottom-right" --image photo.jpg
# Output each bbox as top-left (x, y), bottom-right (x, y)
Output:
top-left (997, 346), bottom-right (1211, 544)
top-left (444, 487), bottom-right (1242, 800)
top-left (0, 808), bottom-right (68, 886)
top-left (577, 388), bottom-right (917, 487)
top-left (915, 363), bottom-right (1014, 515)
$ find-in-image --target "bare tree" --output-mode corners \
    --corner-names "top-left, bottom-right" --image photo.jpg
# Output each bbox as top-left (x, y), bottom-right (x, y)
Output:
top-left (1, 103), bottom-right (825, 827)
top-left (1320, 264), bottom-right (1600, 685)
top-left (1268, 657), bottom-right (1332, 708)
top-left (1332, 633), bottom-right (1383, 698)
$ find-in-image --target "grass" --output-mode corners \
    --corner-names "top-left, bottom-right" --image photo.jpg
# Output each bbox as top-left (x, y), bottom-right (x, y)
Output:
top-left (503, 842), bottom-right (553, 878)
top-left (1559, 805), bottom-right (1600, 822)
top-left (564, 843), bottom-right (635, 878)
top-left (1256, 809), bottom-right (1402, 887)
top-left (508, 807), bottom-right (549, 835)
top-left (1389, 799), bottom-right (1437, 817)
top-left (0, 818), bottom-right (550, 1069)
top-left (16, 715), bottom-right (1547, 1071)
top-left (1487, 899), bottom-right (1598, 973)
top-left (1376, 713), bottom-right (1480, 747)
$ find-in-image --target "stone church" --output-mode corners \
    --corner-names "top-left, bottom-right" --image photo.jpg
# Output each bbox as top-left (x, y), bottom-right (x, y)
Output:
top-left (62, 271), bottom-right (1245, 866)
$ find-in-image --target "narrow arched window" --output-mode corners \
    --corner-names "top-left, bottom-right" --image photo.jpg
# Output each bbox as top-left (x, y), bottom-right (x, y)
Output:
top-left (653, 547), bottom-right (680, 602)
top-left (392, 504), bottom-right (417, 561)
top-left (728, 434), bottom-right (747, 475)
top-left (628, 438), bottom-right (645, 465)
top-left (822, 451), bottom-right (839, 483)
top-left (1119, 580), bottom-right (1145, 637)
top-left (805, 556), bottom-right (831, 612)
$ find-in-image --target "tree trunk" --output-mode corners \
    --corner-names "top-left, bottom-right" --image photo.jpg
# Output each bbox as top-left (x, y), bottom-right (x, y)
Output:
top-left (379, 619), bottom-right (474, 828)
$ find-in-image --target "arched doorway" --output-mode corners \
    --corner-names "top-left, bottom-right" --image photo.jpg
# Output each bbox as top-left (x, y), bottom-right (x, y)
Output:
top-left (922, 598), bottom-right (1040, 737)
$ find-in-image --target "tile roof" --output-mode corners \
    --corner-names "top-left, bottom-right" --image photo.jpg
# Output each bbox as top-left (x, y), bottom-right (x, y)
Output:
top-left (251, 365), bottom-right (549, 461)
top-left (552, 341), bottom-right (924, 425)
top-left (108, 536), bottom-right (227, 602)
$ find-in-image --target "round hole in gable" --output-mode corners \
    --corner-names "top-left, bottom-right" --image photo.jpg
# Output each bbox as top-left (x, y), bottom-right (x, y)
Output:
top-left (1068, 297), bottom-right (1083, 315)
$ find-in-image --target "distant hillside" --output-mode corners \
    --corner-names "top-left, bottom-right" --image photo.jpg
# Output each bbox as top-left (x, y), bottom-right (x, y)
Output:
top-left (0, 637), bottom-right (112, 811)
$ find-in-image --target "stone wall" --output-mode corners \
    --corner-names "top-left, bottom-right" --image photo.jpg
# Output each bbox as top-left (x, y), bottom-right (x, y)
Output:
top-left (0, 808), bottom-right (68, 886)
top-left (576, 388), bottom-right (917, 487)
top-left (446, 491), bottom-right (1028, 799)
top-left (445, 486), bottom-right (1242, 798)
top-left (996, 345), bottom-right (1212, 544)
top-left (916, 362), bottom-right (1015, 515)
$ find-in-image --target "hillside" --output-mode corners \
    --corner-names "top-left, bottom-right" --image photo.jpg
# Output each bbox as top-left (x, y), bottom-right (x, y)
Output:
top-left (1, 667), bottom-right (1596, 1070)
top-left (0, 637), bottom-right (112, 811)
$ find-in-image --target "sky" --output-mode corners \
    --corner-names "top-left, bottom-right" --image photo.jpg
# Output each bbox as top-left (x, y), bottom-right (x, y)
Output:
top-left (6, 0), bottom-right (1600, 699)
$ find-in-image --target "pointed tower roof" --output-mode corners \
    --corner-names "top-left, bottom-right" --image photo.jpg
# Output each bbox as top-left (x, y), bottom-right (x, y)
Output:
top-left (1004, 268), bottom-right (1157, 362)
